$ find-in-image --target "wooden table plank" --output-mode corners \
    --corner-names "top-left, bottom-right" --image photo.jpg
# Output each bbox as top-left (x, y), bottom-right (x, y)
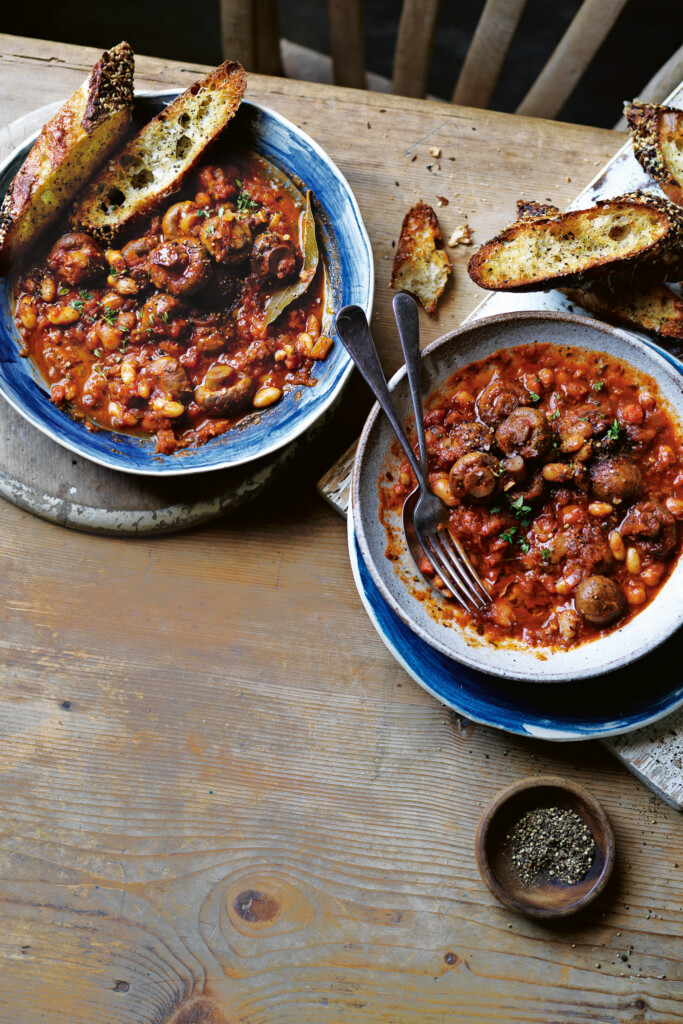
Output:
top-left (0, 34), bottom-right (680, 1024)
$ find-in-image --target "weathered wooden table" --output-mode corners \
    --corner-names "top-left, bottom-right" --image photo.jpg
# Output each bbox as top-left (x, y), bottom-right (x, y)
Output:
top-left (0, 34), bottom-right (681, 1024)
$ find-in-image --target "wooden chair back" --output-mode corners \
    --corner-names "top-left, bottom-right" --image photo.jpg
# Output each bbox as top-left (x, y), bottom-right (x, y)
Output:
top-left (219, 0), bottom-right (682, 121)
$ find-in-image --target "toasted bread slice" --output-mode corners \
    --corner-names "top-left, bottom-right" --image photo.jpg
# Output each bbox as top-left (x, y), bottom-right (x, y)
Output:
top-left (468, 191), bottom-right (683, 292)
top-left (562, 278), bottom-right (683, 340)
top-left (0, 41), bottom-right (134, 275)
top-left (626, 101), bottom-right (683, 207)
top-left (391, 202), bottom-right (451, 314)
top-left (70, 60), bottom-right (246, 244)
top-left (515, 197), bottom-right (683, 337)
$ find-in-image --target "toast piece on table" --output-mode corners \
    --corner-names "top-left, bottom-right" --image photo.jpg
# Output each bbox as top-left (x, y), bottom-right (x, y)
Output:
top-left (70, 60), bottom-right (246, 244)
top-left (468, 191), bottom-right (683, 292)
top-left (0, 41), bottom-right (134, 275)
top-left (516, 199), bottom-right (683, 339)
top-left (626, 101), bottom-right (683, 207)
top-left (391, 202), bottom-right (451, 314)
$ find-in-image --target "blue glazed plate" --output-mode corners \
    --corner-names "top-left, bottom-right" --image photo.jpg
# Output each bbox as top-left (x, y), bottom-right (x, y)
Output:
top-left (0, 93), bottom-right (373, 476)
top-left (348, 507), bottom-right (683, 741)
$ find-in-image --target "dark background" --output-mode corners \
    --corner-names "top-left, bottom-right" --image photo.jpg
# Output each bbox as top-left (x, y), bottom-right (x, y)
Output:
top-left (3, 0), bottom-right (682, 127)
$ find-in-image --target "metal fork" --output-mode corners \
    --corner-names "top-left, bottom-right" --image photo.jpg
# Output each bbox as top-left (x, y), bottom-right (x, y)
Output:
top-left (334, 301), bottom-right (489, 613)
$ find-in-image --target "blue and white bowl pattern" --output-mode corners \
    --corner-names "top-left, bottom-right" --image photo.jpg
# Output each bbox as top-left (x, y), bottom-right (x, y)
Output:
top-left (0, 94), bottom-right (373, 475)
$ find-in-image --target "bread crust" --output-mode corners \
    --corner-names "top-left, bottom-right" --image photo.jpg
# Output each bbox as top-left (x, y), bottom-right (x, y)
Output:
top-left (391, 202), bottom-right (451, 314)
top-left (468, 191), bottom-right (683, 292)
top-left (562, 278), bottom-right (683, 340)
top-left (0, 42), bottom-right (134, 274)
top-left (626, 101), bottom-right (683, 208)
top-left (69, 61), bottom-right (246, 244)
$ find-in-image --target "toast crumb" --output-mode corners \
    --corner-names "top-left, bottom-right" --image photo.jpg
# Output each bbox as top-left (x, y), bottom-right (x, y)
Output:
top-left (448, 223), bottom-right (473, 246)
top-left (391, 202), bottom-right (451, 315)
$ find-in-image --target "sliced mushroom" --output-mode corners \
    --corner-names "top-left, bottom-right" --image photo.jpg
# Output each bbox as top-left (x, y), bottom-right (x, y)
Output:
top-left (495, 406), bottom-right (551, 459)
top-left (476, 380), bottom-right (529, 427)
top-left (448, 451), bottom-right (501, 502)
top-left (148, 356), bottom-right (191, 401)
top-left (194, 366), bottom-right (254, 417)
top-left (448, 421), bottom-right (494, 459)
top-left (47, 232), bottom-right (107, 286)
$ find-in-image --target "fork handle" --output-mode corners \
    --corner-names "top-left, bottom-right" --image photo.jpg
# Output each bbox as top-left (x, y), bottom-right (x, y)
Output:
top-left (392, 293), bottom-right (428, 477)
top-left (334, 305), bottom-right (427, 487)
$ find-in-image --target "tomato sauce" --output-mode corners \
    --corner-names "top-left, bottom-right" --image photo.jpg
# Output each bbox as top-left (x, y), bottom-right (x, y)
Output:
top-left (13, 148), bottom-right (331, 454)
top-left (380, 343), bottom-right (683, 650)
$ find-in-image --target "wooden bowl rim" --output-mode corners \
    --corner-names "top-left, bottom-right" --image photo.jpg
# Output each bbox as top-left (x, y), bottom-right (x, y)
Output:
top-left (475, 774), bottom-right (616, 919)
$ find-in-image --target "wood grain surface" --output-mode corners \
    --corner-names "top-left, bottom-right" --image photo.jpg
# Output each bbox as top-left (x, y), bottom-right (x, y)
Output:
top-left (0, 34), bottom-right (681, 1024)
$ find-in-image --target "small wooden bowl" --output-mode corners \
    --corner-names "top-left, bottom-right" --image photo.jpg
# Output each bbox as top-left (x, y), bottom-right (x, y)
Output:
top-left (475, 776), bottom-right (615, 919)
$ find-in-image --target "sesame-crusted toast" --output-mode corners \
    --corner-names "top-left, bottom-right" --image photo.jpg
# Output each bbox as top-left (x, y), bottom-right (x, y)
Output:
top-left (562, 278), bottom-right (683, 340)
top-left (0, 41), bottom-right (134, 275)
top-left (69, 60), bottom-right (246, 244)
top-left (626, 101), bottom-right (683, 208)
top-left (515, 199), bottom-right (683, 340)
top-left (467, 191), bottom-right (683, 292)
top-left (391, 202), bottom-right (451, 314)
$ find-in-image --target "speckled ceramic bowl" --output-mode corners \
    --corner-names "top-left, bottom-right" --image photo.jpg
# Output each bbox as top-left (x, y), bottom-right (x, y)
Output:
top-left (0, 92), bottom-right (373, 475)
top-left (353, 310), bottom-right (683, 683)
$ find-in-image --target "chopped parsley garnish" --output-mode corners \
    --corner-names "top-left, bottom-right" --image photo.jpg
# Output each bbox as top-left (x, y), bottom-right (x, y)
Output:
top-left (548, 410), bottom-right (560, 421)
top-left (519, 539), bottom-right (530, 554)
top-left (57, 285), bottom-right (69, 296)
top-left (94, 347), bottom-right (103, 357)
top-left (529, 392), bottom-right (541, 402)
top-left (608, 418), bottom-right (620, 439)
top-left (592, 381), bottom-right (604, 392)
top-left (196, 208), bottom-right (211, 218)
top-left (541, 548), bottom-right (551, 561)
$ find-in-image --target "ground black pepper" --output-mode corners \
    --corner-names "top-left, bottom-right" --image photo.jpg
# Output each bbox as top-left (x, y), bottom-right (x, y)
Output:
top-left (506, 806), bottom-right (596, 885)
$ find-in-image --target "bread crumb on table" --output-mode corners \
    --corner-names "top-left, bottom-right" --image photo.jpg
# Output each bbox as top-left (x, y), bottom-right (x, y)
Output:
top-left (448, 224), bottom-right (473, 247)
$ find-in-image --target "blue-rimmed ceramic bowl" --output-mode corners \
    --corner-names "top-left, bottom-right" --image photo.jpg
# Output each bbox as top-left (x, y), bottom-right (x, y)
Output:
top-left (0, 93), bottom-right (373, 475)
top-left (352, 311), bottom-right (683, 684)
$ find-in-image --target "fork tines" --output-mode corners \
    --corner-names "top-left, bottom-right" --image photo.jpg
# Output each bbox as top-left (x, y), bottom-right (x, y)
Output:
top-left (423, 527), bottom-right (490, 612)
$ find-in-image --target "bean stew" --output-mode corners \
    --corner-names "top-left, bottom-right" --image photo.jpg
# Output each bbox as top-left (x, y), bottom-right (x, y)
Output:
top-left (380, 342), bottom-right (683, 650)
top-left (13, 148), bottom-right (331, 455)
